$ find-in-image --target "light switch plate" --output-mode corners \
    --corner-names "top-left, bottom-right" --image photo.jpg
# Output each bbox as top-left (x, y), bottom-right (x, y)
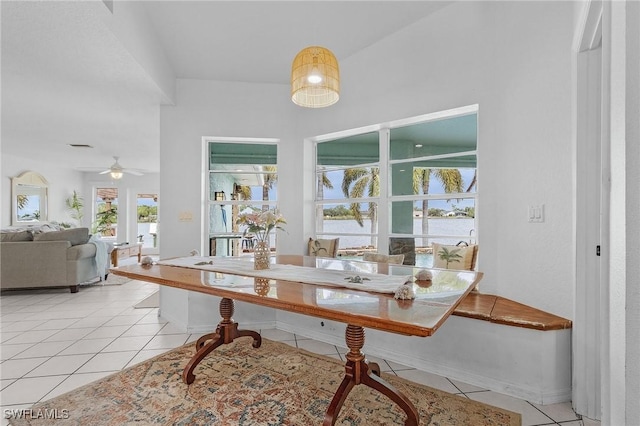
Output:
top-left (528, 204), bottom-right (545, 223)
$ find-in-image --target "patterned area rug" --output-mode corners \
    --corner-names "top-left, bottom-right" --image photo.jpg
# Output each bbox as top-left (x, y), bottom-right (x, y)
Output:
top-left (10, 338), bottom-right (520, 426)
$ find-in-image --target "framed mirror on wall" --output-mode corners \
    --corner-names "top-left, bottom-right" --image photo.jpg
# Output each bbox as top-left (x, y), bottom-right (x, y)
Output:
top-left (11, 171), bottom-right (49, 225)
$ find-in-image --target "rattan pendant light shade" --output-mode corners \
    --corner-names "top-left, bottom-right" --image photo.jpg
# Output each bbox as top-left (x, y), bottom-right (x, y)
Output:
top-left (291, 46), bottom-right (340, 108)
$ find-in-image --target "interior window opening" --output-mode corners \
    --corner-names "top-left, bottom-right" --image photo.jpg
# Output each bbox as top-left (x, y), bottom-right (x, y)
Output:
top-left (208, 141), bottom-right (278, 257)
top-left (94, 187), bottom-right (118, 239)
top-left (137, 193), bottom-right (158, 252)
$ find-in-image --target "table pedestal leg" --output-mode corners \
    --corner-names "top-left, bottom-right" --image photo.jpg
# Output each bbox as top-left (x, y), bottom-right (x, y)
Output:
top-left (323, 324), bottom-right (419, 426)
top-left (182, 297), bottom-right (261, 384)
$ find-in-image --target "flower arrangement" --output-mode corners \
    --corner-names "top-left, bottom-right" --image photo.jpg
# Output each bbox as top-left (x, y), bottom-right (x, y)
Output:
top-left (236, 209), bottom-right (287, 243)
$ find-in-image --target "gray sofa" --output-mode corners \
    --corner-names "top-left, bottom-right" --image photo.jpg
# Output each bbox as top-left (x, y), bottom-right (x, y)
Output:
top-left (0, 227), bottom-right (112, 293)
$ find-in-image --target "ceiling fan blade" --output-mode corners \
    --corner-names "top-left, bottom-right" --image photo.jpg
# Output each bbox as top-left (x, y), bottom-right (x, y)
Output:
top-left (124, 170), bottom-right (144, 176)
top-left (98, 170), bottom-right (111, 175)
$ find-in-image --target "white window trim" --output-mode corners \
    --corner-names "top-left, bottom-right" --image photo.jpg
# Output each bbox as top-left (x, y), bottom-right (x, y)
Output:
top-left (312, 105), bottom-right (478, 258)
top-left (201, 137), bottom-right (280, 256)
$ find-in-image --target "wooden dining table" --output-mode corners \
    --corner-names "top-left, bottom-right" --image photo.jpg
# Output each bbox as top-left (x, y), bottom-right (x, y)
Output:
top-left (111, 254), bottom-right (483, 426)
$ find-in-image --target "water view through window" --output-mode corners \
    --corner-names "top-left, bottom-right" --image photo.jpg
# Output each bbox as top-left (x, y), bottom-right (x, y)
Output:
top-left (316, 110), bottom-right (478, 267)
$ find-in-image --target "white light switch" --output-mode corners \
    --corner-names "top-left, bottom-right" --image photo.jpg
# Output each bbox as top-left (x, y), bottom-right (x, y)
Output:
top-left (528, 204), bottom-right (544, 223)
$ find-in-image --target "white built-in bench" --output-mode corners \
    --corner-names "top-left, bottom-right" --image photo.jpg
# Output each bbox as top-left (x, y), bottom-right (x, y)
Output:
top-left (274, 291), bottom-right (573, 405)
top-left (167, 279), bottom-right (573, 405)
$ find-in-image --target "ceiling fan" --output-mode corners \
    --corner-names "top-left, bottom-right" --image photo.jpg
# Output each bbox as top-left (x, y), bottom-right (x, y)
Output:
top-left (99, 156), bottom-right (144, 179)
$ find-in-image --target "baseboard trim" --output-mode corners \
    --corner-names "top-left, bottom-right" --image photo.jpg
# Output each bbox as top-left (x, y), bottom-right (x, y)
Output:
top-left (362, 343), bottom-right (572, 404)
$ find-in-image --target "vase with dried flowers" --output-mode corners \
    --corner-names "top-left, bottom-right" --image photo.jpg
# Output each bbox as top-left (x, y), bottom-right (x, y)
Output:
top-left (236, 209), bottom-right (286, 270)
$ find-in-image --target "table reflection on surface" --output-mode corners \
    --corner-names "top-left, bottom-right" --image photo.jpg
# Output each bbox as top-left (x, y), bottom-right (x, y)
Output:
top-left (116, 255), bottom-right (482, 337)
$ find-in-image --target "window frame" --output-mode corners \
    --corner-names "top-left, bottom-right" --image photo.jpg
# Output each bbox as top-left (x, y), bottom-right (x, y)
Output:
top-left (203, 137), bottom-right (280, 256)
top-left (313, 105), bottom-right (478, 264)
top-left (93, 186), bottom-right (118, 239)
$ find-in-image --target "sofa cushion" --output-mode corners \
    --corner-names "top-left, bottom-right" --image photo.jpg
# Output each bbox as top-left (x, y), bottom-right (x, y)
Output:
top-left (67, 243), bottom-right (97, 261)
top-left (34, 228), bottom-right (90, 246)
top-left (1, 230), bottom-right (34, 242)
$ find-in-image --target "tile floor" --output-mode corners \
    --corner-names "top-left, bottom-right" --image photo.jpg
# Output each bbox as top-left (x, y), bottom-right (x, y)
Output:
top-left (1, 260), bottom-right (600, 426)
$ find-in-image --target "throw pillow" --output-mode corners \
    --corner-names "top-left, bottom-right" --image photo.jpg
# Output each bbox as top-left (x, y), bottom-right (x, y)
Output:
top-left (33, 227), bottom-right (90, 246)
top-left (362, 253), bottom-right (405, 264)
top-left (0, 230), bottom-right (34, 242)
top-left (308, 238), bottom-right (338, 258)
top-left (29, 223), bottom-right (61, 234)
top-left (432, 243), bottom-right (478, 270)
top-left (389, 237), bottom-right (416, 265)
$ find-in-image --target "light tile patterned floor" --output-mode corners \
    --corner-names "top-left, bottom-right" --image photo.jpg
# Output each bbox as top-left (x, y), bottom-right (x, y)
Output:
top-left (0, 261), bottom-right (599, 426)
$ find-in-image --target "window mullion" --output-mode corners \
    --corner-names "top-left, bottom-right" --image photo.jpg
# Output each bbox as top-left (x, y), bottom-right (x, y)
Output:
top-left (389, 150), bottom-right (477, 165)
top-left (391, 193), bottom-right (477, 202)
top-left (378, 128), bottom-right (390, 254)
top-left (317, 197), bottom-right (378, 205)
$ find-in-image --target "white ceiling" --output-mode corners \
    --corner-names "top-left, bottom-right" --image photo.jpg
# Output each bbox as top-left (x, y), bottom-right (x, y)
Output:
top-left (144, 1), bottom-right (449, 83)
top-left (1, 1), bottom-right (450, 175)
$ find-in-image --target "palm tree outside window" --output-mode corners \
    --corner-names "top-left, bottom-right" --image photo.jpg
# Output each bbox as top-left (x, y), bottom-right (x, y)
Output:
top-left (314, 108), bottom-right (478, 267)
top-left (94, 188), bottom-right (118, 237)
top-left (208, 141), bottom-right (278, 256)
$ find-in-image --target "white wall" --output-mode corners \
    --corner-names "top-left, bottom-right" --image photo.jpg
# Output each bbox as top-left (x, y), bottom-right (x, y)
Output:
top-left (1, 153), bottom-right (86, 228)
top-left (159, 79), bottom-right (299, 261)
top-left (160, 2), bottom-right (576, 320)
top-left (156, 1), bottom-right (576, 402)
top-left (103, 0), bottom-right (176, 104)
top-left (276, 310), bottom-right (571, 404)
top-left (338, 0), bottom-right (571, 316)
top-left (608, 1), bottom-right (640, 423)
top-left (300, 1), bottom-right (575, 319)
top-left (625, 1), bottom-right (640, 420)
top-left (158, 79), bottom-right (295, 328)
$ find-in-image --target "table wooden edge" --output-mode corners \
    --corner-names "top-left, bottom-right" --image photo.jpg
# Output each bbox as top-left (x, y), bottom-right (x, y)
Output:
top-left (111, 265), bottom-right (482, 338)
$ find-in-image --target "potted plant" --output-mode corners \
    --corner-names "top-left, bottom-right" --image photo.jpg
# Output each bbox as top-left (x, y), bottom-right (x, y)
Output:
top-left (236, 209), bottom-right (286, 270)
top-left (65, 190), bottom-right (84, 226)
top-left (93, 205), bottom-right (118, 236)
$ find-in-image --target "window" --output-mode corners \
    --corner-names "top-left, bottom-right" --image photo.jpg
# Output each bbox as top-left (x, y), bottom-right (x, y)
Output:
top-left (12, 171), bottom-right (48, 225)
top-left (208, 141), bottom-right (278, 256)
top-left (94, 187), bottom-right (118, 237)
top-left (315, 132), bottom-right (380, 251)
top-left (315, 107), bottom-right (478, 266)
top-left (137, 194), bottom-right (158, 249)
top-left (16, 191), bottom-right (42, 222)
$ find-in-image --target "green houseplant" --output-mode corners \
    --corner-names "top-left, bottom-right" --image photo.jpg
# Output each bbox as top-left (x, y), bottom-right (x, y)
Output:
top-left (93, 205), bottom-right (117, 236)
top-left (65, 190), bottom-right (84, 225)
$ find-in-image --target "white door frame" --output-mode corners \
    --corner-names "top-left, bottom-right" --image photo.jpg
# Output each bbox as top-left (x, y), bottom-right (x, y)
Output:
top-left (573, 0), bottom-right (606, 421)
